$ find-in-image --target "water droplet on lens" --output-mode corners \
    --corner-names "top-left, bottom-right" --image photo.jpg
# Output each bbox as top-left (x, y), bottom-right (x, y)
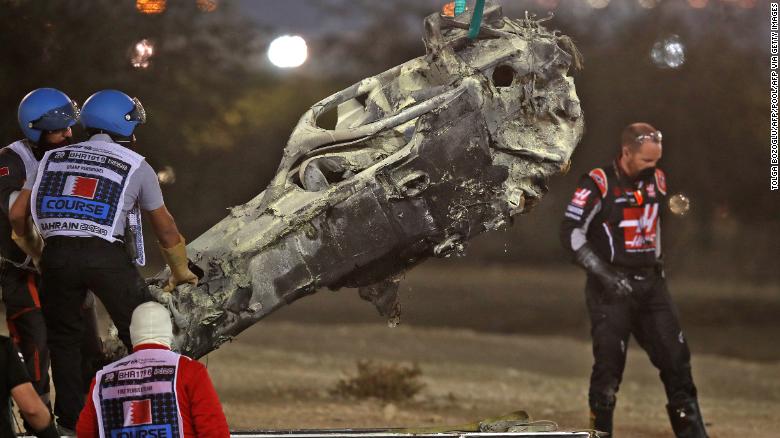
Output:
top-left (650, 35), bottom-right (686, 69)
top-left (669, 193), bottom-right (691, 216)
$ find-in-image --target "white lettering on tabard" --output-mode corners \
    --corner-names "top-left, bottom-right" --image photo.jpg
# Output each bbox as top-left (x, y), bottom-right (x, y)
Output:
top-left (66, 164), bottom-right (104, 174)
top-left (118, 367), bottom-right (154, 380)
top-left (46, 161), bottom-right (124, 185)
top-left (69, 151), bottom-right (107, 163)
top-left (101, 381), bottom-right (173, 400)
top-left (107, 157), bottom-right (129, 171)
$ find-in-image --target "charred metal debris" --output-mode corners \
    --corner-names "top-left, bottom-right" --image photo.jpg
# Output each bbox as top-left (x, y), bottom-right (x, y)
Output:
top-left (150, 1), bottom-right (585, 358)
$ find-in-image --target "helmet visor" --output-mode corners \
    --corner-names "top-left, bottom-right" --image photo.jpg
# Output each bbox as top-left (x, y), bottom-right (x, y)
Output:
top-left (30, 100), bottom-right (80, 131)
top-left (126, 97), bottom-right (147, 124)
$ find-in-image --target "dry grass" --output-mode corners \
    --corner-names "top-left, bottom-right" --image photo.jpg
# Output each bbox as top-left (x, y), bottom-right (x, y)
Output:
top-left (332, 360), bottom-right (425, 401)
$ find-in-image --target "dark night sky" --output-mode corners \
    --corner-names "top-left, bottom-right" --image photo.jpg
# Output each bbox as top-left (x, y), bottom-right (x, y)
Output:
top-left (235, 0), bottom-right (765, 50)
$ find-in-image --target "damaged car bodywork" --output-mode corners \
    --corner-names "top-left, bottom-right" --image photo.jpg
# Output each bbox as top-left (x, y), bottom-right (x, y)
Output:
top-left (153, 1), bottom-right (585, 358)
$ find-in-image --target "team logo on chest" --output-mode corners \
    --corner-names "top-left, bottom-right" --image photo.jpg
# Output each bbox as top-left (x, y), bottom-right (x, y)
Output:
top-left (63, 175), bottom-right (99, 199)
top-left (618, 203), bottom-right (659, 251)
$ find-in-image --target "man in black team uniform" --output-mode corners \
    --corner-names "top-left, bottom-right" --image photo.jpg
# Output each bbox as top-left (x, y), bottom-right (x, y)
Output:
top-left (560, 122), bottom-right (707, 438)
top-left (11, 89), bottom-right (198, 433)
top-left (4, 88), bottom-right (107, 434)
top-left (0, 334), bottom-right (58, 438)
top-left (0, 88), bottom-right (79, 422)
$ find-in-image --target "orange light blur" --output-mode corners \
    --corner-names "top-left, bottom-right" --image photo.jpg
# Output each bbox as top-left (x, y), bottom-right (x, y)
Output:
top-left (687, 0), bottom-right (708, 8)
top-left (197, 0), bottom-right (219, 13)
top-left (442, 2), bottom-right (455, 17)
top-left (136, 0), bottom-right (166, 14)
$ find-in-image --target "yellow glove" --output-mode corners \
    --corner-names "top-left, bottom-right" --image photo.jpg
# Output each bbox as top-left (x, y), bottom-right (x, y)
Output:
top-left (159, 235), bottom-right (198, 292)
top-left (11, 220), bottom-right (43, 271)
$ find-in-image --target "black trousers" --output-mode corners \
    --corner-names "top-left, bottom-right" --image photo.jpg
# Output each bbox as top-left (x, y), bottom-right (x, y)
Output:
top-left (585, 271), bottom-right (697, 412)
top-left (39, 236), bottom-right (151, 430)
top-left (1, 266), bottom-right (49, 404)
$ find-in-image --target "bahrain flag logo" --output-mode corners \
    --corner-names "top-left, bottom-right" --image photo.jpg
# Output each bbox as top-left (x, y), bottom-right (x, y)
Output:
top-left (123, 399), bottom-right (152, 426)
top-left (63, 175), bottom-right (98, 199)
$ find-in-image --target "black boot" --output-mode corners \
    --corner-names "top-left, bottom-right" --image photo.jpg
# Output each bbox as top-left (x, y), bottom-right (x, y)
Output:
top-left (667, 398), bottom-right (708, 438)
top-left (589, 406), bottom-right (614, 436)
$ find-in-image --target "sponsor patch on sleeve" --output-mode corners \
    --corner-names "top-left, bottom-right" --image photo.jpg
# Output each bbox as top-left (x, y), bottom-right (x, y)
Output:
top-left (566, 204), bottom-right (585, 220)
top-left (570, 188), bottom-right (591, 208)
top-left (655, 168), bottom-right (667, 195)
top-left (588, 168), bottom-right (608, 198)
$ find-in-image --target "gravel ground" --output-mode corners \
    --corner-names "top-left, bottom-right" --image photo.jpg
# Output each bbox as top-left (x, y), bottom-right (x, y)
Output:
top-left (204, 264), bottom-right (780, 437)
top-left (3, 264), bottom-right (778, 436)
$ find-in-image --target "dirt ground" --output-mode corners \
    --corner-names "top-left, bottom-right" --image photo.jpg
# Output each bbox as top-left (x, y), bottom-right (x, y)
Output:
top-left (202, 263), bottom-right (779, 437)
top-left (3, 264), bottom-right (778, 436)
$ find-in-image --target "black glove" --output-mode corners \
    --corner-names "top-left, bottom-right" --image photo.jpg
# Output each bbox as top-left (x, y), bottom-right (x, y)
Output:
top-left (574, 244), bottom-right (633, 298)
top-left (33, 420), bottom-right (59, 438)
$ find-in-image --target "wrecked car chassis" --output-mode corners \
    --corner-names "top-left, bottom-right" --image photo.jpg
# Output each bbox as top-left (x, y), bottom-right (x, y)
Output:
top-left (152, 2), bottom-right (585, 358)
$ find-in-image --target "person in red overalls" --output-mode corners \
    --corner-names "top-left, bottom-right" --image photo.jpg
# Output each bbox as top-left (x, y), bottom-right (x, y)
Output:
top-left (560, 122), bottom-right (707, 438)
top-left (77, 301), bottom-right (229, 438)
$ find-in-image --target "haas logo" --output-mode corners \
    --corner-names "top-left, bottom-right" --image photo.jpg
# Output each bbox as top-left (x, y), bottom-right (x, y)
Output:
top-left (570, 188), bottom-right (591, 207)
top-left (618, 204), bottom-right (659, 250)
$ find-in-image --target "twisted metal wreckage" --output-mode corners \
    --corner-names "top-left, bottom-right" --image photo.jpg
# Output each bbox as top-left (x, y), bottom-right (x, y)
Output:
top-left (150, 1), bottom-right (585, 358)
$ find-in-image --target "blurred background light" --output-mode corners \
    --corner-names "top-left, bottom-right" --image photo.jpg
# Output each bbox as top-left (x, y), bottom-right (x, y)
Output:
top-left (136, 0), bottom-right (166, 14)
top-left (669, 193), bottom-right (691, 216)
top-left (586, 0), bottom-right (611, 9)
top-left (130, 38), bottom-right (154, 68)
top-left (688, 0), bottom-right (709, 8)
top-left (196, 0), bottom-right (219, 13)
top-left (157, 166), bottom-right (176, 185)
top-left (131, 38), bottom-right (155, 69)
top-left (268, 35), bottom-right (308, 68)
top-left (650, 34), bottom-right (686, 69)
top-left (638, 0), bottom-right (661, 8)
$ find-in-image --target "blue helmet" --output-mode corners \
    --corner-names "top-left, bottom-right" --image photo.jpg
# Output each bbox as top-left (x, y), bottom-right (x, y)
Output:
top-left (80, 89), bottom-right (146, 137)
top-left (18, 88), bottom-right (79, 143)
